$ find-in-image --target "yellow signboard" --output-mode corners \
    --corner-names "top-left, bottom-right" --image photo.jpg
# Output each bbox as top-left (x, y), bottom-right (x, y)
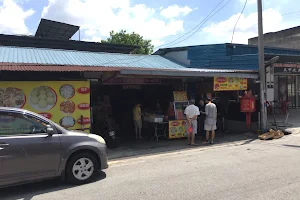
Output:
top-left (168, 120), bottom-right (187, 139)
top-left (173, 91), bottom-right (188, 102)
top-left (0, 81), bottom-right (90, 131)
top-left (213, 77), bottom-right (247, 91)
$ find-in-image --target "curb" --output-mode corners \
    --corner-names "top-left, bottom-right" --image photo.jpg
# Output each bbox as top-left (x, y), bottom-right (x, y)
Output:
top-left (108, 139), bottom-right (252, 165)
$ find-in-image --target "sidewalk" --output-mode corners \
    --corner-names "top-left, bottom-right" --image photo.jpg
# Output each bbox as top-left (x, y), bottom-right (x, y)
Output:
top-left (107, 133), bottom-right (257, 160)
top-left (268, 109), bottom-right (300, 134)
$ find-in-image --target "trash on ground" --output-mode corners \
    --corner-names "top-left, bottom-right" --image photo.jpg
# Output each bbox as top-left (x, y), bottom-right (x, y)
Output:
top-left (258, 129), bottom-right (284, 140)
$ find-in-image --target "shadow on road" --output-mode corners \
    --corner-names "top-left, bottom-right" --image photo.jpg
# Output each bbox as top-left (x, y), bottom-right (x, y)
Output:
top-left (282, 144), bottom-right (300, 149)
top-left (240, 139), bottom-right (257, 146)
top-left (0, 171), bottom-right (106, 200)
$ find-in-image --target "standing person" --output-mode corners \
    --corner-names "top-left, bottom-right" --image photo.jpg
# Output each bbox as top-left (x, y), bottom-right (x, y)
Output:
top-left (184, 99), bottom-right (200, 146)
top-left (198, 99), bottom-right (206, 141)
top-left (133, 104), bottom-right (142, 139)
top-left (204, 98), bottom-right (217, 144)
top-left (167, 102), bottom-right (175, 120)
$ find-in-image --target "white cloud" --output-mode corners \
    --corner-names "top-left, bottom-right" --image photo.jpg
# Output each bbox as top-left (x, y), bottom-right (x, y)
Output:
top-left (42, 0), bottom-right (193, 46)
top-left (202, 8), bottom-right (294, 44)
top-left (0, 0), bottom-right (34, 34)
top-left (160, 5), bottom-right (193, 19)
top-left (82, 36), bottom-right (102, 42)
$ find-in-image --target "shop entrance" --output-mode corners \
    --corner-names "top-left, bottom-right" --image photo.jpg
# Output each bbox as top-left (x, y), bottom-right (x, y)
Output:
top-left (274, 75), bottom-right (297, 108)
top-left (90, 81), bottom-right (179, 142)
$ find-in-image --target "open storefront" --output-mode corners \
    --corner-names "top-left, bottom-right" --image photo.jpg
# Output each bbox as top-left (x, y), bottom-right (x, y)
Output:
top-left (0, 67), bottom-right (258, 148)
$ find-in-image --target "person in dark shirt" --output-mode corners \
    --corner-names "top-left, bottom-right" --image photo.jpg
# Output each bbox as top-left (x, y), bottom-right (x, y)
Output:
top-left (198, 99), bottom-right (206, 141)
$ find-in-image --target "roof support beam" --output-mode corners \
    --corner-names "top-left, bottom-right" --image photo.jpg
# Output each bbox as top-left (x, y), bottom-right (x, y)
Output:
top-left (120, 70), bottom-right (259, 79)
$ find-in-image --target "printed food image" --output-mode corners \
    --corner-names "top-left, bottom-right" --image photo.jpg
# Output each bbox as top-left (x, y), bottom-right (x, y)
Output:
top-left (0, 87), bottom-right (26, 108)
top-left (30, 86), bottom-right (56, 110)
top-left (178, 126), bottom-right (185, 133)
top-left (60, 100), bottom-right (75, 114)
top-left (59, 84), bottom-right (75, 99)
top-left (59, 116), bottom-right (75, 128)
top-left (170, 126), bottom-right (177, 136)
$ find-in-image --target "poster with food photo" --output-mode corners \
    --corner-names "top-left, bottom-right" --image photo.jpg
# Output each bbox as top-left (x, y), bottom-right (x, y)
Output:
top-left (168, 120), bottom-right (187, 139)
top-left (0, 81), bottom-right (90, 132)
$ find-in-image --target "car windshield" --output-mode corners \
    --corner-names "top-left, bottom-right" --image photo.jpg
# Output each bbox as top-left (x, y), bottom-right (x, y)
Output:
top-left (24, 110), bottom-right (67, 133)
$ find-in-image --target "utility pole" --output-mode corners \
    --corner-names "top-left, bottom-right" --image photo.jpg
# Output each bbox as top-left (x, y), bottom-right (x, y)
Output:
top-left (257, 0), bottom-right (267, 131)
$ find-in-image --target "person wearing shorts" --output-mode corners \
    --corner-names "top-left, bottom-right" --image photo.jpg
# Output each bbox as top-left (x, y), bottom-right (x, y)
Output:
top-left (204, 98), bottom-right (217, 144)
top-left (133, 104), bottom-right (142, 139)
top-left (184, 99), bottom-right (200, 146)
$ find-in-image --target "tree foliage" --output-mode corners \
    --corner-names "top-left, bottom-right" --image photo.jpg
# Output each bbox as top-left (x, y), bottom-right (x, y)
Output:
top-left (101, 30), bottom-right (154, 55)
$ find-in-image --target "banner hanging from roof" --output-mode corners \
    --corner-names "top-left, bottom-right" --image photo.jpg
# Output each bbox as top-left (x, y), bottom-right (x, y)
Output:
top-left (213, 77), bottom-right (247, 91)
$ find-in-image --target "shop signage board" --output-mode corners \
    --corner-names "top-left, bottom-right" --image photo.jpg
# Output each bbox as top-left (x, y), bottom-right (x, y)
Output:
top-left (274, 67), bottom-right (300, 74)
top-left (213, 77), bottom-right (247, 91)
top-left (173, 91), bottom-right (188, 101)
top-left (104, 78), bottom-right (161, 85)
top-left (168, 120), bottom-right (187, 139)
top-left (0, 81), bottom-right (90, 132)
top-left (122, 85), bottom-right (141, 89)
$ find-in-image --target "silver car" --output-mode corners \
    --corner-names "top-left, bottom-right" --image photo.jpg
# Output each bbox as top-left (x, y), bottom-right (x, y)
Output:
top-left (0, 107), bottom-right (108, 188)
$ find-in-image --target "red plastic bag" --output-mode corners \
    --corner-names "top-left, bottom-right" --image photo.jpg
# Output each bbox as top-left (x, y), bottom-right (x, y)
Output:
top-left (188, 126), bottom-right (193, 133)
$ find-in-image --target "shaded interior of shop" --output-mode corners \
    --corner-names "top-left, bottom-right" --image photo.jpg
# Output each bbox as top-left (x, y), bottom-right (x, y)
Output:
top-left (90, 80), bottom-right (183, 142)
top-left (2, 71), bottom-right (261, 140)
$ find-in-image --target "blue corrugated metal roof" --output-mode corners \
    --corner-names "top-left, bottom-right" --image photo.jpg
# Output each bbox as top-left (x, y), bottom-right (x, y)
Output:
top-left (0, 46), bottom-right (187, 69)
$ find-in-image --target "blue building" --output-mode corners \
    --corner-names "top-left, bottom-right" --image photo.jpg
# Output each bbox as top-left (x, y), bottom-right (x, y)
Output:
top-left (155, 43), bottom-right (300, 109)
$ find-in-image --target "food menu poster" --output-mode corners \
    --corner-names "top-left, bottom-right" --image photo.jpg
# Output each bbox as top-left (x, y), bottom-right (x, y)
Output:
top-left (168, 120), bottom-right (187, 139)
top-left (0, 81), bottom-right (90, 131)
top-left (213, 77), bottom-right (247, 91)
top-left (173, 91), bottom-right (188, 102)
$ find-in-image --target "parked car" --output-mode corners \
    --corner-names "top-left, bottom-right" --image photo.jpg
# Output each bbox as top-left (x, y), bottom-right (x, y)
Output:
top-left (0, 107), bottom-right (108, 188)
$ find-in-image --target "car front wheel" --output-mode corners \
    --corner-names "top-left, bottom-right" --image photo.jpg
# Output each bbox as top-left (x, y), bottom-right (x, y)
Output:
top-left (66, 152), bottom-right (99, 184)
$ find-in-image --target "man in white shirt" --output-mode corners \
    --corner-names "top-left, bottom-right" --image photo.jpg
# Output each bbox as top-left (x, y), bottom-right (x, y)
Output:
top-left (204, 98), bottom-right (217, 144)
top-left (184, 99), bottom-right (200, 145)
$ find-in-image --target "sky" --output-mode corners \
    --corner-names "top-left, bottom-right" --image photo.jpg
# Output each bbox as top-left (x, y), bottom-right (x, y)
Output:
top-left (0, 0), bottom-right (299, 51)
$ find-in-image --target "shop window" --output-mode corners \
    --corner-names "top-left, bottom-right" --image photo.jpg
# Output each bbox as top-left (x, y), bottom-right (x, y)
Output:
top-left (0, 112), bottom-right (49, 136)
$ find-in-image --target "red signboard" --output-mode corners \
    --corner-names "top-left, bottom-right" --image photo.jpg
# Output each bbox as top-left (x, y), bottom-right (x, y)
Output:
top-left (240, 97), bottom-right (256, 113)
top-left (104, 78), bottom-right (161, 85)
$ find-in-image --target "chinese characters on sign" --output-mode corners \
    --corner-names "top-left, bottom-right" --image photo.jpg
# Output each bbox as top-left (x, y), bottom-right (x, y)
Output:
top-left (274, 67), bottom-right (300, 74)
top-left (213, 77), bottom-right (248, 91)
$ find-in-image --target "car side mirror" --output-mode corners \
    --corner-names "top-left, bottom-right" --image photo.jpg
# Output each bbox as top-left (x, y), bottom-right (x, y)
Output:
top-left (46, 125), bottom-right (54, 136)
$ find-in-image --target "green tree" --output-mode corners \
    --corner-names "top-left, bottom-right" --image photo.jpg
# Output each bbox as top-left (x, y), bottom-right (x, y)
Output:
top-left (101, 30), bottom-right (154, 55)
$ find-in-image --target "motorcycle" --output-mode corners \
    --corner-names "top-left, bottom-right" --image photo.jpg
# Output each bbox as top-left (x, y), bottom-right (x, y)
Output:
top-left (101, 115), bottom-right (120, 149)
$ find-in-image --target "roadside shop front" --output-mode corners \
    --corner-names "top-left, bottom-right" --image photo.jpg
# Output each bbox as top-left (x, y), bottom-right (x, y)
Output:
top-left (0, 67), bottom-right (259, 147)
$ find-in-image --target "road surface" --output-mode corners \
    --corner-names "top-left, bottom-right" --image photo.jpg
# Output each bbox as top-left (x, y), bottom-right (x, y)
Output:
top-left (2, 134), bottom-right (300, 200)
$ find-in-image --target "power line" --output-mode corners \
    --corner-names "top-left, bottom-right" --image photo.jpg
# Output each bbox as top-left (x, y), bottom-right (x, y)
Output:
top-left (101, 0), bottom-right (230, 66)
top-left (117, 0), bottom-right (234, 67)
top-left (153, 0), bottom-right (228, 49)
top-left (231, 0), bottom-right (248, 43)
top-left (168, 0), bottom-right (233, 47)
top-left (105, 0), bottom-right (232, 64)
top-left (282, 10), bottom-right (300, 16)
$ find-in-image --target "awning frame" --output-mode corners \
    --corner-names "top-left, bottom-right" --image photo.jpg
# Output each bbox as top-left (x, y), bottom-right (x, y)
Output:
top-left (119, 69), bottom-right (259, 79)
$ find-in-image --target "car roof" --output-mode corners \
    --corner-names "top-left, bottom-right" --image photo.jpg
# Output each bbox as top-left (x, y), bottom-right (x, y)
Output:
top-left (0, 107), bottom-right (49, 121)
top-left (0, 106), bottom-right (27, 113)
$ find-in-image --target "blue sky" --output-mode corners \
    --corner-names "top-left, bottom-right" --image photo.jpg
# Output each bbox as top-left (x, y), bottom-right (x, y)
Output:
top-left (0, 0), bottom-right (299, 50)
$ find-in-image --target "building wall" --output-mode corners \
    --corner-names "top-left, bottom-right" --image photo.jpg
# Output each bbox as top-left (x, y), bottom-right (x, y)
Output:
top-left (248, 26), bottom-right (300, 49)
top-left (164, 50), bottom-right (190, 65)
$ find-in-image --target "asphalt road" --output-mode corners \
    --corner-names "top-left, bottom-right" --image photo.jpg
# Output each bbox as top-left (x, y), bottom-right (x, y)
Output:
top-left (2, 134), bottom-right (300, 200)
